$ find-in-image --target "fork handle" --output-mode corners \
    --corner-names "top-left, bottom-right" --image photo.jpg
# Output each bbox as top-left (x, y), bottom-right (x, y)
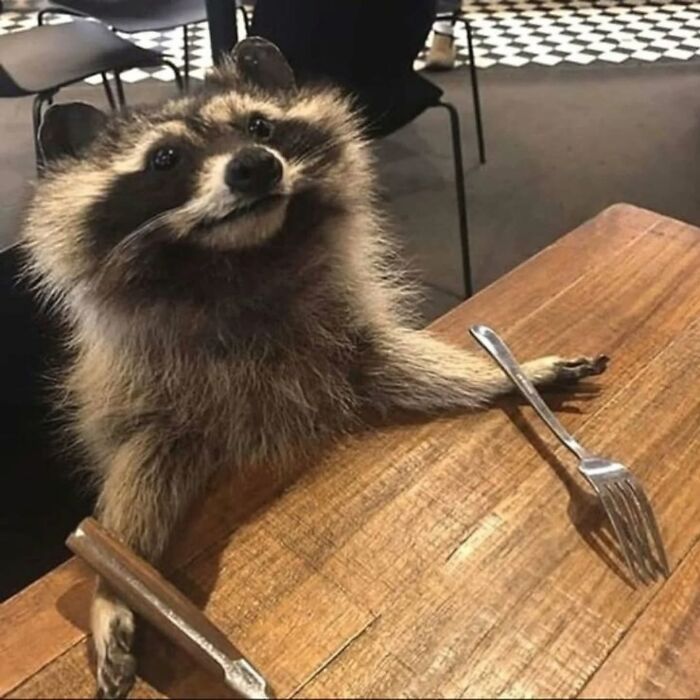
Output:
top-left (470, 325), bottom-right (589, 462)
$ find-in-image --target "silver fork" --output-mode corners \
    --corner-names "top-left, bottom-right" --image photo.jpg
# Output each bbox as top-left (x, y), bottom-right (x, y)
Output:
top-left (470, 324), bottom-right (670, 585)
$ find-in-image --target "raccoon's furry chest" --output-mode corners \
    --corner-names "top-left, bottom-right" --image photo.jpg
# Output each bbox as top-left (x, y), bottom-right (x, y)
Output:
top-left (71, 302), bottom-right (368, 474)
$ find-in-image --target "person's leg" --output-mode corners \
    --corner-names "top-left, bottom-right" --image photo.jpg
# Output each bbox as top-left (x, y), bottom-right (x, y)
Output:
top-left (357, 0), bottom-right (434, 83)
top-left (425, 0), bottom-right (460, 70)
top-left (251, 0), bottom-right (361, 86)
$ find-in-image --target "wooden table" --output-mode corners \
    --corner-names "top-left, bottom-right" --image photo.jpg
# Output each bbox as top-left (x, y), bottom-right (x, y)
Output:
top-left (3, 204), bottom-right (700, 699)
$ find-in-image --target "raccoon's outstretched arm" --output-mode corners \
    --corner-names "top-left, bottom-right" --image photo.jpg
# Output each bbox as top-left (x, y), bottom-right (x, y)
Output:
top-left (90, 435), bottom-right (208, 699)
top-left (361, 326), bottom-right (607, 413)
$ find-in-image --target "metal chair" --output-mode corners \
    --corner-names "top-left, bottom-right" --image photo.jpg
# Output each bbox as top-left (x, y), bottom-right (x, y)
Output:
top-left (38, 0), bottom-right (252, 91)
top-left (0, 20), bottom-right (183, 166)
top-left (434, 11), bottom-right (485, 165)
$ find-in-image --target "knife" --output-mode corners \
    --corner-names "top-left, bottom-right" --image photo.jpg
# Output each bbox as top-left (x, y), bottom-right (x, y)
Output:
top-left (66, 517), bottom-right (274, 699)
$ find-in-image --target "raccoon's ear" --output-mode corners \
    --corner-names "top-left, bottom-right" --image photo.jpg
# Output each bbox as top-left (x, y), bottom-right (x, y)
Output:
top-left (231, 37), bottom-right (296, 93)
top-left (38, 102), bottom-right (108, 163)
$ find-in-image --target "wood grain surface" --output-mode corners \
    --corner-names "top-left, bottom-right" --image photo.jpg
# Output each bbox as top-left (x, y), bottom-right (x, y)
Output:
top-left (581, 537), bottom-right (700, 699)
top-left (3, 204), bottom-right (700, 699)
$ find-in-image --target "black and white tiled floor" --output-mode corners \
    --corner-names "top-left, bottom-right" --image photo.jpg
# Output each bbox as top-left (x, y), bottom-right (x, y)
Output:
top-left (444, 0), bottom-right (700, 68)
top-left (1, 0), bottom-right (699, 79)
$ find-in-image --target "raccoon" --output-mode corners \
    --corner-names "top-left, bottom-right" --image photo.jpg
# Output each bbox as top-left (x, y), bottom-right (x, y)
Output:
top-left (23, 38), bottom-right (607, 699)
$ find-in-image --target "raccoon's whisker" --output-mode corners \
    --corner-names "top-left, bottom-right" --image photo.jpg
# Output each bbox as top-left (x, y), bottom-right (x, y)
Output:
top-left (295, 142), bottom-right (333, 159)
top-left (108, 210), bottom-right (178, 259)
top-left (285, 133), bottom-right (344, 164)
top-left (292, 141), bottom-right (339, 165)
top-left (95, 209), bottom-right (182, 287)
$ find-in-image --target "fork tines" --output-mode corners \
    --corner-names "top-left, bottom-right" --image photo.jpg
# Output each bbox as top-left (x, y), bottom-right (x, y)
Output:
top-left (598, 476), bottom-right (670, 585)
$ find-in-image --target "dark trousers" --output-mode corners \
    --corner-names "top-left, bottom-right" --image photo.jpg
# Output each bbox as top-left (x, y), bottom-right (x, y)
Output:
top-left (437, 0), bottom-right (460, 13)
top-left (251, 0), bottom-right (437, 88)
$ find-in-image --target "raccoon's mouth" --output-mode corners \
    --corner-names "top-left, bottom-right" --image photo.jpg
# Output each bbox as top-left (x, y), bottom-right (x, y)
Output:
top-left (196, 194), bottom-right (286, 232)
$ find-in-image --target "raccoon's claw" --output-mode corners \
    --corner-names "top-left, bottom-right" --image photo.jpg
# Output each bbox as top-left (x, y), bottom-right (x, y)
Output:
top-left (95, 619), bottom-right (136, 698)
top-left (554, 354), bottom-right (609, 383)
top-left (93, 596), bottom-right (136, 699)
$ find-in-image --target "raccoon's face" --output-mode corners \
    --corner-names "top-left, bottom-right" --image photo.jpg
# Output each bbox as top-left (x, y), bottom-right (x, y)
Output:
top-left (24, 38), bottom-right (371, 307)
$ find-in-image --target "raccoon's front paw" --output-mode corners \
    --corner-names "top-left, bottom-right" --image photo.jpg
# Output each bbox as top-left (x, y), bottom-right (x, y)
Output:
top-left (92, 594), bottom-right (136, 699)
top-left (551, 354), bottom-right (609, 383)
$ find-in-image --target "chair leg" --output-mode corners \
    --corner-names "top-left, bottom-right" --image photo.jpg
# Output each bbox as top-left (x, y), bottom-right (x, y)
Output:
top-left (113, 71), bottom-right (126, 107)
top-left (161, 60), bottom-right (185, 94)
top-left (238, 4), bottom-right (251, 36)
top-left (436, 100), bottom-right (473, 299)
top-left (182, 24), bottom-right (190, 89)
top-left (100, 73), bottom-right (117, 111)
top-left (37, 7), bottom-right (84, 26)
top-left (462, 18), bottom-right (486, 165)
top-left (32, 92), bottom-right (55, 172)
top-left (32, 95), bottom-right (44, 168)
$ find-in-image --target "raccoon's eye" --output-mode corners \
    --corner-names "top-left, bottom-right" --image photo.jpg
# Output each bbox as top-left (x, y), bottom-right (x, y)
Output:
top-left (248, 114), bottom-right (273, 141)
top-left (149, 146), bottom-right (180, 171)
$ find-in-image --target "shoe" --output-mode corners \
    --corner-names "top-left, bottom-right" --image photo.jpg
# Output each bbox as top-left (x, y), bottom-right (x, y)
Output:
top-left (424, 33), bottom-right (456, 71)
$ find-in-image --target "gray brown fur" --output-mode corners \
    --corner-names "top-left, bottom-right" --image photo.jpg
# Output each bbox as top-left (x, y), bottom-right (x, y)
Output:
top-left (22, 39), bottom-right (606, 699)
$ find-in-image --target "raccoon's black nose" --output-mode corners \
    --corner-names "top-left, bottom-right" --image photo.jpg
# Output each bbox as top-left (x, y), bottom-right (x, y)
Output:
top-left (225, 147), bottom-right (282, 196)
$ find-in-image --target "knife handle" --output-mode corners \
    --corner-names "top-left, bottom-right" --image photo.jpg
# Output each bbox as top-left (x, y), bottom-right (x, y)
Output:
top-left (66, 517), bottom-right (273, 699)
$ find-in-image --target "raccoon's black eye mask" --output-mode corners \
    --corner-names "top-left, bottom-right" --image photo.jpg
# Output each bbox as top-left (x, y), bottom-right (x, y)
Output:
top-left (37, 37), bottom-right (296, 167)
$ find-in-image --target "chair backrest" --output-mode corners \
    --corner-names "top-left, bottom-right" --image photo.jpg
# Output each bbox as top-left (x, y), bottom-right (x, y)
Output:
top-left (251, 0), bottom-right (441, 136)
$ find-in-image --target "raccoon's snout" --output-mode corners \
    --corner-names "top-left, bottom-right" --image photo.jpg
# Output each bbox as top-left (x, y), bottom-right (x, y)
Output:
top-left (225, 147), bottom-right (282, 197)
